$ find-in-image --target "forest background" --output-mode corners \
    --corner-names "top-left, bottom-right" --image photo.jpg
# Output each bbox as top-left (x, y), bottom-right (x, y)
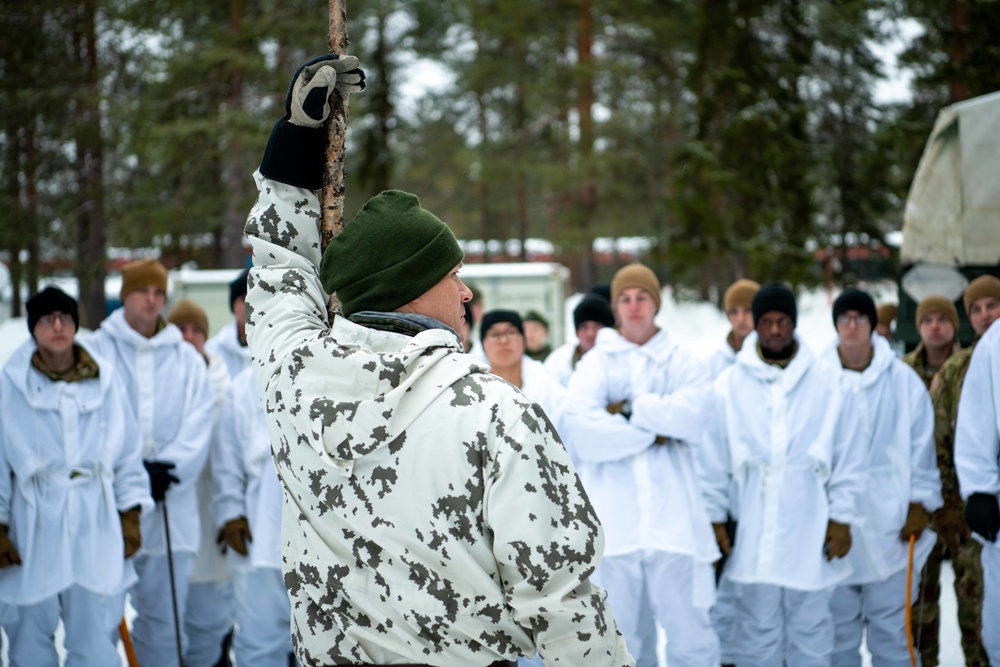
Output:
top-left (2, 0), bottom-right (999, 328)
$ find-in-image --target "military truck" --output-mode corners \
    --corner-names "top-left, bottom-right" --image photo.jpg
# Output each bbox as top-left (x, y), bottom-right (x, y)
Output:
top-left (897, 90), bottom-right (1000, 349)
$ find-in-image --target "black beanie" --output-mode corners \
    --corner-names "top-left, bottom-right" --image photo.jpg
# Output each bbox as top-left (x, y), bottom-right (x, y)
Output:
top-left (588, 283), bottom-right (611, 303)
top-left (480, 309), bottom-right (524, 342)
top-left (27, 286), bottom-right (79, 334)
top-left (752, 283), bottom-right (797, 327)
top-left (832, 288), bottom-right (877, 331)
top-left (230, 268), bottom-right (250, 312)
top-left (574, 295), bottom-right (615, 330)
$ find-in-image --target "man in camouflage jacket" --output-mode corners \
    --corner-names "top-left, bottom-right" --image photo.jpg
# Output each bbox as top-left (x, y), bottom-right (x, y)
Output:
top-left (916, 276), bottom-right (1000, 667)
top-left (242, 55), bottom-right (632, 667)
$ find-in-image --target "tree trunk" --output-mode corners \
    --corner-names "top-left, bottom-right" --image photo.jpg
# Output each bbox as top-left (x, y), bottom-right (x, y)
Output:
top-left (575, 0), bottom-right (597, 291)
top-left (74, 0), bottom-right (108, 328)
top-left (222, 0), bottom-right (248, 268)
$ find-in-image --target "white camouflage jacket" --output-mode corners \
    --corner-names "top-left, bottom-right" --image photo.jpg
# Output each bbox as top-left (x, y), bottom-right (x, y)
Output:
top-left (244, 171), bottom-right (632, 667)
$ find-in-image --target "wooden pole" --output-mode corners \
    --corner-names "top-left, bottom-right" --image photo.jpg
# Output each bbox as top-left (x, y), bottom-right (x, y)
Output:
top-left (322, 0), bottom-right (350, 251)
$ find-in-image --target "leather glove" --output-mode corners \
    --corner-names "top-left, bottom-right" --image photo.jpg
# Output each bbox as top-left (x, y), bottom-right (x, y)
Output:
top-left (900, 502), bottom-right (931, 542)
top-left (287, 55), bottom-right (366, 128)
top-left (712, 522), bottom-right (732, 556)
top-left (120, 506), bottom-right (142, 558)
top-left (217, 517), bottom-right (253, 556)
top-left (932, 507), bottom-right (969, 556)
top-left (260, 55), bottom-right (366, 190)
top-left (0, 524), bottom-right (21, 568)
top-left (965, 492), bottom-right (1000, 543)
top-left (606, 400), bottom-right (632, 420)
top-left (144, 460), bottom-right (180, 502)
top-left (824, 520), bottom-right (851, 561)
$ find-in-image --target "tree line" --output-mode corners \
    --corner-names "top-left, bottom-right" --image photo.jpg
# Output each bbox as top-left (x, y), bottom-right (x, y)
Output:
top-left (2, 0), bottom-right (999, 327)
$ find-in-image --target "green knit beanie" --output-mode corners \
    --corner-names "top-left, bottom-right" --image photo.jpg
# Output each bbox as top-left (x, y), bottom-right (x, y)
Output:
top-left (320, 190), bottom-right (464, 317)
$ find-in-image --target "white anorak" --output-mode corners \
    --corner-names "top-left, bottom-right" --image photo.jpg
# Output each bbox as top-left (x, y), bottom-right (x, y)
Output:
top-left (543, 341), bottom-right (578, 388)
top-left (561, 327), bottom-right (720, 564)
top-left (955, 321), bottom-right (1000, 501)
top-left (520, 356), bottom-right (567, 429)
top-left (0, 340), bottom-right (153, 605)
top-left (243, 171), bottom-right (631, 667)
top-left (701, 332), bottom-right (867, 590)
top-left (212, 366), bottom-right (282, 570)
top-left (86, 309), bottom-right (215, 554)
top-left (820, 334), bottom-right (942, 584)
top-left (190, 352), bottom-right (232, 583)
top-left (700, 337), bottom-right (737, 381)
top-left (205, 320), bottom-right (251, 379)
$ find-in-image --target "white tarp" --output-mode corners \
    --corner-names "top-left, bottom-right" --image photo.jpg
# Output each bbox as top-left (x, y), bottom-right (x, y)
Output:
top-left (902, 90), bottom-right (1000, 266)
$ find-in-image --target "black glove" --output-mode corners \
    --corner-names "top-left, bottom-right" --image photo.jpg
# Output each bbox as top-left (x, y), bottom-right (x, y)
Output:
top-left (260, 54), bottom-right (367, 190)
top-left (144, 460), bottom-right (180, 502)
top-left (965, 492), bottom-right (1000, 542)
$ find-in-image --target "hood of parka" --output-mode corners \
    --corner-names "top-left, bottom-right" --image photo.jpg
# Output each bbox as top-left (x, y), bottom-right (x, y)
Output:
top-left (279, 313), bottom-right (490, 472)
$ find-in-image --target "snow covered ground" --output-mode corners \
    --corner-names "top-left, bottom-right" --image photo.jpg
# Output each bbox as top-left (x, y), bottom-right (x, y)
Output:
top-left (0, 281), bottom-right (971, 664)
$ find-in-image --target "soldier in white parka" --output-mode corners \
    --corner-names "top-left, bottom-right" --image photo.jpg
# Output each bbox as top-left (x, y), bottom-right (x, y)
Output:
top-left (821, 289), bottom-right (942, 667)
top-left (0, 287), bottom-right (153, 666)
top-left (700, 284), bottom-right (867, 667)
top-left (561, 263), bottom-right (721, 667)
top-left (212, 366), bottom-right (293, 667)
top-left (86, 258), bottom-right (215, 667)
top-left (167, 299), bottom-right (238, 667)
top-left (205, 268), bottom-right (252, 379)
top-left (954, 318), bottom-right (1000, 664)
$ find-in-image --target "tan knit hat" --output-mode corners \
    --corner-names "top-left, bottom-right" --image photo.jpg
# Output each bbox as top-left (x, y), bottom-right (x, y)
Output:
top-left (611, 264), bottom-right (661, 310)
top-left (963, 275), bottom-right (1000, 315)
top-left (876, 303), bottom-right (898, 327)
top-left (915, 295), bottom-right (959, 331)
top-left (167, 299), bottom-right (209, 335)
top-left (120, 259), bottom-right (168, 300)
top-left (723, 279), bottom-right (760, 312)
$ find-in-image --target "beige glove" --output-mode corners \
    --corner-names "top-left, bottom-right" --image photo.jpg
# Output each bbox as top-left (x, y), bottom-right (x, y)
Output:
top-left (217, 517), bottom-right (253, 556)
top-left (900, 503), bottom-right (931, 542)
top-left (712, 522), bottom-right (732, 557)
top-left (120, 506), bottom-right (142, 558)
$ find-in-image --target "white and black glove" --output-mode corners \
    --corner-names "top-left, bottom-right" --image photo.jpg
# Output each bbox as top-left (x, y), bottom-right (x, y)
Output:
top-left (260, 54), bottom-right (366, 189)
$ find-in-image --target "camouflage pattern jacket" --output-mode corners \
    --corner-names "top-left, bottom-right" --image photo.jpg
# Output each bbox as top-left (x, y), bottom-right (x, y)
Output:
top-left (903, 341), bottom-right (962, 390)
top-left (930, 344), bottom-right (977, 516)
top-left (243, 171), bottom-right (632, 667)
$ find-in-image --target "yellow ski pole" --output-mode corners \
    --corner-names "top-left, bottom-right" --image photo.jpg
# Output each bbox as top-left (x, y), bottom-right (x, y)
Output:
top-left (905, 533), bottom-right (917, 667)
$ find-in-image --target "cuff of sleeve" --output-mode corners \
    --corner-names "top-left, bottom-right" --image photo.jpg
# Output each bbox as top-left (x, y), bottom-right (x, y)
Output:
top-left (259, 118), bottom-right (327, 190)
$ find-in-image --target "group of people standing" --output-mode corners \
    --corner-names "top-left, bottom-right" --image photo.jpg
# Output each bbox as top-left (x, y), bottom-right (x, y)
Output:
top-left (0, 260), bottom-right (292, 666)
top-left (470, 266), bottom-right (1000, 667)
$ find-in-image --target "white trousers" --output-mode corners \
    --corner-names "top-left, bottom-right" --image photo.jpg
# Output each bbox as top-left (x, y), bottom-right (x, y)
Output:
top-left (131, 551), bottom-right (195, 667)
top-left (733, 582), bottom-right (834, 667)
top-left (184, 580), bottom-right (235, 666)
top-left (982, 543), bottom-right (1000, 664)
top-left (595, 550), bottom-right (719, 667)
top-left (3, 584), bottom-right (121, 667)
top-left (831, 568), bottom-right (919, 667)
top-left (233, 567), bottom-right (294, 667)
top-left (713, 572), bottom-right (738, 665)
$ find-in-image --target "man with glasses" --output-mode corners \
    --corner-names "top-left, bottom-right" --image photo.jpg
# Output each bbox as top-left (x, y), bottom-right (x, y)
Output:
top-left (0, 287), bottom-right (153, 665)
top-left (562, 263), bottom-right (721, 667)
top-left (821, 288), bottom-right (942, 666)
top-left (87, 259), bottom-right (215, 667)
top-left (701, 284), bottom-right (866, 667)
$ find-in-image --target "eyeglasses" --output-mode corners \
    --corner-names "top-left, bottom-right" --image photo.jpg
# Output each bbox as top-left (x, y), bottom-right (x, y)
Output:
top-left (836, 313), bottom-right (869, 327)
top-left (37, 313), bottom-right (74, 328)
top-left (484, 329), bottom-right (522, 342)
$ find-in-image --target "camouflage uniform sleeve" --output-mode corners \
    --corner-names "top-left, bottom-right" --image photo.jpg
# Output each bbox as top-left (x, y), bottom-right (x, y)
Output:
top-left (243, 170), bottom-right (329, 390)
top-left (485, 403), bottom-right (633, 667)
top-left (930, 365), bottom-right (963, 511)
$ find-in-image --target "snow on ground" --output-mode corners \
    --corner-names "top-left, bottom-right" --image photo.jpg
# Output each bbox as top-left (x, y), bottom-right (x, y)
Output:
top-left (0, 282), bottom-right (970, 664)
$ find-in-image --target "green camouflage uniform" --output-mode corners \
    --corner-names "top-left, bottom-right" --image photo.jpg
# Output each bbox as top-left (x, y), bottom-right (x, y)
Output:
top-left (907, 342), bottom-right (988, 667)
